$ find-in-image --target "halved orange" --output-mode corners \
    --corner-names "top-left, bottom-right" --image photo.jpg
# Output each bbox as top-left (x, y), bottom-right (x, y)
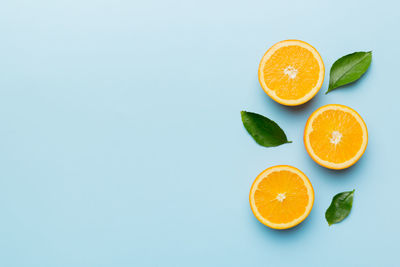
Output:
top-left (249, 165), bottom-right (314, 229)
top-left (304, 104), bottom-right (368, 170)
top-left (258, 40), bottom-right (325, 106)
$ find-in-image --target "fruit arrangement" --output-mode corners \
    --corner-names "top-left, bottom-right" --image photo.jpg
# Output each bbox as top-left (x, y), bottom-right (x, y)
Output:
top-left (243, 40), bottom-right (372, 229)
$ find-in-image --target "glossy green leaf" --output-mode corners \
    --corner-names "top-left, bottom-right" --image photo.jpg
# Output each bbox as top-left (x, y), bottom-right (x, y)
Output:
top-left (325, 190), bottom-right (355, 226)
top-left (326, 51), bottom-right (372, 94)
top-left (240, 111), bottom-right (291, 147)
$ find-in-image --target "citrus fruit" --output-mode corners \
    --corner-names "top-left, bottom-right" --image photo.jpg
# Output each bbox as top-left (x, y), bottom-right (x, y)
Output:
top-left (304, 104), bottom-right (368, 170)
top-left (258, 40), bottom-right (325, 106)
top-left (249, 165), bottom-right (314, 229)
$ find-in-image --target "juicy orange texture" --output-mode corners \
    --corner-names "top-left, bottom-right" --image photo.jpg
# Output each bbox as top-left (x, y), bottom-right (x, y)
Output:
top-left (250, 165), bottom-right (314, 229)
top-left (258, 40), bottom-right (324, 106)
top-left (263, 46), bottom-right (320, 100)
top-left (304, 104), bottom-right (368, 169)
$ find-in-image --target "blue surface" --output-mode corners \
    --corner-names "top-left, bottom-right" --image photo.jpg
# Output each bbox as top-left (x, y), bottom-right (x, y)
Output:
top-left (0, 0), bottom-right (398, 266)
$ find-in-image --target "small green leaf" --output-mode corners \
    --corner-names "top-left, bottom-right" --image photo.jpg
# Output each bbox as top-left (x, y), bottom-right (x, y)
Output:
top-left (326, 51), bottom-right (372, 94)
top-left (325, 190), bottom-right (355, 226)
top-left (240, 111), bottom-right (291, 147)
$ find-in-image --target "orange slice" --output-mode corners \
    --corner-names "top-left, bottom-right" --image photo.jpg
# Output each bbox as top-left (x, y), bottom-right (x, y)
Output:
top-left (258, 40), bottom-right (325, 106)
top-left (304, 104), bottom-right (368, 170)
top-left (249, 165), bottom-right (314, 229)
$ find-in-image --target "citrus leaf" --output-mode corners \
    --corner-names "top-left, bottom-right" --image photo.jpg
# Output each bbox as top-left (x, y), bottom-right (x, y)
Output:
top-left (326, 51), bottom-right (372, 94)
top-left (240, 111), bottom-right (291, 147)
top-left (325, 190), bottom-right (355, 226)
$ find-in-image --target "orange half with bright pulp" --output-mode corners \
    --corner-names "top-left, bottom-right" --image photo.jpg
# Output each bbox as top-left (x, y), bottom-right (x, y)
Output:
top-left (304, 104), bottom-right (368, 169)
top-left (249, 165), bottom-right (314, 229)
top-left (258, 40), bottom-right (325, 106)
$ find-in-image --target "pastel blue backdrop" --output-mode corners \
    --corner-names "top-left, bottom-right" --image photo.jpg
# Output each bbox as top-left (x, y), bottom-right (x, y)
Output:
top-left (0, 0), bottom-right (398, 266)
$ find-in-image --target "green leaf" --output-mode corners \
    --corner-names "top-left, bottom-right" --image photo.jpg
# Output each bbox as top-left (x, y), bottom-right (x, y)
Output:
top-left (240, 111), bottom-right (291, 147)
top-left (326, 51), bottom-right (372, 94)
top-left (325, 190), bottom-right (355, 226)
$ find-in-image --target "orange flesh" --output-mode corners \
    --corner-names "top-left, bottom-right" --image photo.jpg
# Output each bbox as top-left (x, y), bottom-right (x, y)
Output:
top-left (309, 110), bottom-right (363, 163)
top-left (254, 170), bottom-right (309, 224)
top-left (263, 46), bottom-right (320, 100)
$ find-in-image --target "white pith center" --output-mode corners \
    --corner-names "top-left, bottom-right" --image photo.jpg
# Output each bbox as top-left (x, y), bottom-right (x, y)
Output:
top-left (330, 131), bottom-right (343, 145)
top-left (284, 65), bottom-right (298, 79)
top-left (276, 193), bottom-right (286, 202)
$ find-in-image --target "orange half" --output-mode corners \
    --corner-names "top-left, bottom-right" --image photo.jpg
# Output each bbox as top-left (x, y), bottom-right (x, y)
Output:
top-left (258, 40), bottom-right (325, 106)
top-left (249, 165), bottom-right (314, 229)
top-left (304, 104), bottom-right (368, 170)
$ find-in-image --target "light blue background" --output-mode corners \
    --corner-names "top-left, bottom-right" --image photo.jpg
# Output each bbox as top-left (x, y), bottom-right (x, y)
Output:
top-left (0, 0), bottom-right (398, 266)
